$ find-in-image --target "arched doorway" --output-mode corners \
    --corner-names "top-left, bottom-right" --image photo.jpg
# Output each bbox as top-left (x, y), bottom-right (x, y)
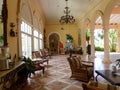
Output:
top-left (109, 3), bottom-right (120, 53)
top-left (49, 33), bottom-right (60, 55)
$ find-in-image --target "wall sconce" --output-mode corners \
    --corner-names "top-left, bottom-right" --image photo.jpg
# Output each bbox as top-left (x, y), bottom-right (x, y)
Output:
top-left (10, 22), bottom-right (17, 37)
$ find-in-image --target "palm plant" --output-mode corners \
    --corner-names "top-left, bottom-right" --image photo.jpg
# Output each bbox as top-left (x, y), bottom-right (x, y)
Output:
top-left (66, 34), bottom-right (73, 42)
top-left (22, 57), bottom-right (36, 77)
top-left (109, 29), bottom-right (117, 52)
top-left (86, 30), bottom-right (91, 44)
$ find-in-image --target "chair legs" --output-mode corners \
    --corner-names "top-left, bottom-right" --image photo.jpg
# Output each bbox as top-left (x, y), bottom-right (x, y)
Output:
top-left (41, 66), bottom-right (45, 74)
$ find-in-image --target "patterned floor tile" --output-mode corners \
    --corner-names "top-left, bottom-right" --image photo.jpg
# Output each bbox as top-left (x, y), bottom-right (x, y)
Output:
top-left (23, 55), bottom-right (85, 90)
top-left (23, 54), bottom-right (112, 90)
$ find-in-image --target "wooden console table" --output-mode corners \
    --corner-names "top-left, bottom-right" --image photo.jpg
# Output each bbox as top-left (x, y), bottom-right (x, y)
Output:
top-left (0, 61), bottom-right (28, 90)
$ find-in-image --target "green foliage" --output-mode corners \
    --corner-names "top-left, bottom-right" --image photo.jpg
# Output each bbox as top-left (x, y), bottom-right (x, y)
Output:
top-left (86, 29), bottom-right (91, 37)
top-left (66, 34), bottom-right (73, 42)
top-left (0, 35), bottom-right (4, 44)
top-left (109, 29), bottom-right (117, 52)
top-left (94, 29), bottom-right (117, 52)
top-left (86, 30), bottom-right (91, 44)
top-left (95, 46), bottom-right (104, 51)
top-left (22, 57), bottom-right (36, 76)
top-left (110, 44), bottom-right (116, 52)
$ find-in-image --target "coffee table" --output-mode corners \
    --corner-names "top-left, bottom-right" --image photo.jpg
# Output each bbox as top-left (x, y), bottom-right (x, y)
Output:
top-left (95, 70), bottom-right (120, 86)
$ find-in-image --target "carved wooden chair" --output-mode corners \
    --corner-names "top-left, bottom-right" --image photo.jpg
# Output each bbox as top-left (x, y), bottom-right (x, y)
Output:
top-left (33, 60), bottom-right (45, 74)
top-left (32, 51), bottom-right (49, 65)
top-left (43, 48), bottom-right (51, 59)
top-left (67, 56), bottom-right (94, 82)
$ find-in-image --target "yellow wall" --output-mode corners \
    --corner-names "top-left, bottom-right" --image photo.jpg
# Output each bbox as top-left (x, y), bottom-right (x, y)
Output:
top-left (45, 24), bottom-right (79, 49)
top-left (6, 0), bottom-right (45, 60)
top-left (7, 0), bottom-right (19, 59)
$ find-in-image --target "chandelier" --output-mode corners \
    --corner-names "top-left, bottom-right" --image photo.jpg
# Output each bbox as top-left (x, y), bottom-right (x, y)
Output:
top-left (59, 0), bottom-right (75, 24)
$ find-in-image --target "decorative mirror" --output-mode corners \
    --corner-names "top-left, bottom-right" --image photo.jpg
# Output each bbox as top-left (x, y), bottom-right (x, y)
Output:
top-left (0, 0), bottom-right (8, 47)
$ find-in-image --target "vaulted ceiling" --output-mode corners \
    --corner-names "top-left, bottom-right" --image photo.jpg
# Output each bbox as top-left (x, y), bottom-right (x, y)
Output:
top-left (35, 0), bottom-right (120, 25)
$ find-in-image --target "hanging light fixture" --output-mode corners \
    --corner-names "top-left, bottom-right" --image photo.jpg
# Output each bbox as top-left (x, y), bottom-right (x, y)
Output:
top-left (59, 0), bottom-right (75, 24)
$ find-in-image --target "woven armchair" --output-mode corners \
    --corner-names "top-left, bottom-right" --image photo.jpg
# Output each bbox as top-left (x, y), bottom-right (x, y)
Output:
top-left (67, 56), bottom-right (94, 82)
top-left (82, 81), bottom-right (120, 90)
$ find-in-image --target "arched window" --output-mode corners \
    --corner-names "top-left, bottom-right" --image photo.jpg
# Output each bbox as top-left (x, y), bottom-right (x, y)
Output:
top-left (21, 21), bottom-right (32, 58)
top-left (39, 33), bottom-right (43, 49)
top-left (33, 30), bottom-right (39, 51)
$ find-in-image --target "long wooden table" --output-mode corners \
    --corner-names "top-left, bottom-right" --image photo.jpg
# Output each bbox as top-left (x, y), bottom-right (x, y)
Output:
top-left (95, 70), bottom-right (120, 86)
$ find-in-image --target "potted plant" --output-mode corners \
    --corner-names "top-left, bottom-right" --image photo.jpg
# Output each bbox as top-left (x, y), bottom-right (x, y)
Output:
top-left (22, 57), bottom-right (36, 77)
top-left (66, 34), bottom-right (73, 42)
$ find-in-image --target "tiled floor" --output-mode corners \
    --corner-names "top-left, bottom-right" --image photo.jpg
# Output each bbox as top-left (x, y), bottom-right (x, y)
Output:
top-left (23, 55), bottom-right (84, 90)
top-left (23, 53), bottom-right (119, 90)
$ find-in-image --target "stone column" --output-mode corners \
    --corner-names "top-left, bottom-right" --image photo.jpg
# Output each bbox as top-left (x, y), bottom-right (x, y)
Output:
top-left (117, 25), bottom-right (120, 52)
top-left (90, 24), bottom-right (95, 59)
top-left (103, 24), bottom-right (111, 63)
top-left (81, 25), bottom-right (87, 58)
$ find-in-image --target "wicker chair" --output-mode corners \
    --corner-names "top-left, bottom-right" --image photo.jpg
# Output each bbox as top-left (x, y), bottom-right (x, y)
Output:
top-left (82, 81), bottom-right (120, 90)
top-left (82, 82), bottom-right (104, 90)
top-left (67, 56), bottom-right (94, 82)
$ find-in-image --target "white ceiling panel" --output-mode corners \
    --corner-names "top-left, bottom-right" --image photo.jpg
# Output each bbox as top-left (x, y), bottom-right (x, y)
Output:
top-left (35, 0), bottom-right (120, 25)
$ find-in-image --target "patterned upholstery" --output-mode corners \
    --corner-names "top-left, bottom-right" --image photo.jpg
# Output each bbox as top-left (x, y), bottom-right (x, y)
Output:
top-left (43, 48), bottom-right (51, 59)
top-left (82, 81), bottom-right (120, 90)
top-left (67, 56), bottom-right (94, 82)
top-left (32, 51), bottom-right (49, 65)
top-left (34, 51), bottom-right (41, 58)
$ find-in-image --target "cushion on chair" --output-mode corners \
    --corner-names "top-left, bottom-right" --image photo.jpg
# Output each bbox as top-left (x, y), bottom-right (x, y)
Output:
top-left (82, 82), bottom-right (104, 90)
top-left (86, 85), bottom-right (104, 90)
top-left (35, 51), bottom-right (41, 58)
top-left (72, 56), bottom-right (82, 69)
top-left (88, 81), bottom-right (119, 90)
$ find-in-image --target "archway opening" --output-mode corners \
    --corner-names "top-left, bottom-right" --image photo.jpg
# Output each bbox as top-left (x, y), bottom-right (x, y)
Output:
top-left (49, 33), bottom-right (60, 55)
top-left (109, 3), bottom-right (120, 52)
top-left (94, 15), bottom-right (104, 52)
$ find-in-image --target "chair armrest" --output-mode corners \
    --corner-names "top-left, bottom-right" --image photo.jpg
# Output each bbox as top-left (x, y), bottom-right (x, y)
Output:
top-left (82, 64), bottom-right (94, 68)
top-left (81, 60), bottom-right (94, 64)
top-left (81, 61), bottom-right (94, 67)
top-left (34, 63), bottom-right (45, 69)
